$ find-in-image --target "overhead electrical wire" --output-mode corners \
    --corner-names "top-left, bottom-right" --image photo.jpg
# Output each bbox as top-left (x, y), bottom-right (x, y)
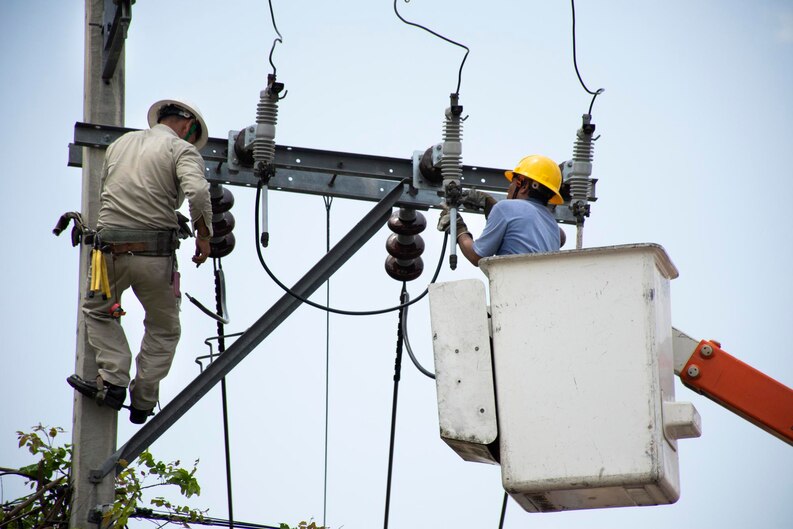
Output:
top-left (322, 195), bottom-right (333, 529)
top-left (400, 291), bottom-right (435, 379)
top-left (253, 181), bottom-right (449, 316)
top-left (570, 0), bottom-right (605, 115)
top-left (393, 0), bottom-right (469, 95)
top-left (267, 0), bottom-right (283, 76)
top-left (382, 284), bottom-right (409, 529)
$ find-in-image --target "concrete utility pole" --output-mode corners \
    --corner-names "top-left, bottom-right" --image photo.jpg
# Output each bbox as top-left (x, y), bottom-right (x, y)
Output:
top-left (70, 1), bottom-right (125, 526)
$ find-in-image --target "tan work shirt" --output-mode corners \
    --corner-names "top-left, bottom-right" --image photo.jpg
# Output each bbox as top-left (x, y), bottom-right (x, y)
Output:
top-left (98, 123), bottom-right (213, 237)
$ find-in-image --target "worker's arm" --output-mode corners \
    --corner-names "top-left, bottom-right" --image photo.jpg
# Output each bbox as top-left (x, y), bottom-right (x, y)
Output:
top-left (192, 216), bottom-right (211, 266)
top-left (457, 233), bottom-right (483, 267)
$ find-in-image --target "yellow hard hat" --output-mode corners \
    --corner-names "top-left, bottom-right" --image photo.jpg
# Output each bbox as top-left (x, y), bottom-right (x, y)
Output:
top-left (505, 155), bottom-right (564, 205)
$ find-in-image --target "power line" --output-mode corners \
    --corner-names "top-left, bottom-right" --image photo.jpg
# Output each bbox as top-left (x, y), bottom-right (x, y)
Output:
top-left (253, 181), bottom-right (449, 316)
top-left (570, 0), bottom-right (605, 115)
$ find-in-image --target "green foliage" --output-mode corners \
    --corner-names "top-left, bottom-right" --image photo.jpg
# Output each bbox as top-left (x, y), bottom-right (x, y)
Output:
top-left (279, 521), bottom-right (327, 529)
top-left (0, 425), bottom-right (206, 529)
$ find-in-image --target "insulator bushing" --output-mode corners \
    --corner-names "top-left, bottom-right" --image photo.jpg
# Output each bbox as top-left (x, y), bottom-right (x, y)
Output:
top-left (254, 90), bottom-right (278, 165)
top-left (386, 233), bottom-right (425, 260)
top-left (385, 255), bottom-right (424, 282)
top-left (210, 233), bottom-right (236, 259)
top-left (209, 184), bottom-right (236, 257)
top-left (387, 210), bottom-right (427, 236)
top-left (212, 211), bottom-right (235, 237)
top-left (440, 107), bottom-right (463, 183)
top-left (210, 186), bottom-right (234, 213)
top-left (385, 208), bottom-right (426, 282)
top-left (568, 116), bottom-right (596, 207)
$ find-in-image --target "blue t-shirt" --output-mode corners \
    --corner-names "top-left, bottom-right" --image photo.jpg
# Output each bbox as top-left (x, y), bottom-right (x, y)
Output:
top-left (472, 198), bottom-right (560, 257)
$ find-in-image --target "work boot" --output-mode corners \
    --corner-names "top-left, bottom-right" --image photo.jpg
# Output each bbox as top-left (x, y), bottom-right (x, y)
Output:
top-left (129, 406), bottom-right (154, 425)
top-left (67, 374), bottom-right (126, 411)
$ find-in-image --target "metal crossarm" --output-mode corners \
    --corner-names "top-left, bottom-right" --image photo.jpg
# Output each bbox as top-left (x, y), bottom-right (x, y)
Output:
top-left (70, 122), bottom-right (583, 223)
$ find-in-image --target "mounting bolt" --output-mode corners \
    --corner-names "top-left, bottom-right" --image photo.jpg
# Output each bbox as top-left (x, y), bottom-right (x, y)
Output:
top-left (700, 344), bottom-right (714, 358)
top-left (687, 364), bottom-right (701, 378)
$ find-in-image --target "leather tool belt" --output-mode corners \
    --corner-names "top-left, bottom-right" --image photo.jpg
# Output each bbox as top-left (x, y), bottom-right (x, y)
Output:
top-left (98, 228), bottom-right (180, 256)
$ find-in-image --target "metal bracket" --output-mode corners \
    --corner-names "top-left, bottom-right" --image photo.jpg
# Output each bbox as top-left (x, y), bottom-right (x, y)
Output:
top-left (102, 0), bottom-right (133, 81)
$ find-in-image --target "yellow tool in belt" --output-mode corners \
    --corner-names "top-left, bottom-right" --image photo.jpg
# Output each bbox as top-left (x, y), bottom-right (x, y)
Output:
top-left (89, 247), bottom-right (111, 300)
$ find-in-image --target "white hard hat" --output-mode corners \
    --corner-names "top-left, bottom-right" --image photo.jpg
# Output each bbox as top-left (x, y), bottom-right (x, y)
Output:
top-left (147, 99), bottom-right (209, 151)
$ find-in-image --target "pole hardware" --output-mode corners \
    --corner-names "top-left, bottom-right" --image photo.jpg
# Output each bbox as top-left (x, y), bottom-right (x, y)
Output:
top-left (101, 0), bottom-right (133, 81)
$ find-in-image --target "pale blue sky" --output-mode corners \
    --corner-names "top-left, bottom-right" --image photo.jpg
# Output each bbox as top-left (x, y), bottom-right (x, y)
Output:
top-left (1, 1), bottom-right (792, 528)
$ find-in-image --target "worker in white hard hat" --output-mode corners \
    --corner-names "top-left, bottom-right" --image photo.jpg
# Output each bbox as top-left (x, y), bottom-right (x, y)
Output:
top-left (68, 99), bottom-right (214, 425)
top-left (438, 154), bottom-right (565, 267)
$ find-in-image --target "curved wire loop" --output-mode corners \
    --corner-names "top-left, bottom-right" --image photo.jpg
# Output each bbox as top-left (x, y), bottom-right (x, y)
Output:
top-left (394, 0), bottom-right (469, 95)
top-left (254, 182), bottom-right (448, 316)
top-left (570, 0), bottom-right (605, 115)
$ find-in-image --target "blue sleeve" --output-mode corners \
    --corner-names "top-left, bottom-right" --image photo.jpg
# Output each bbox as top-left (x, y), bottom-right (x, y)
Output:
top-left (473, 205), bottom-right (507, 257)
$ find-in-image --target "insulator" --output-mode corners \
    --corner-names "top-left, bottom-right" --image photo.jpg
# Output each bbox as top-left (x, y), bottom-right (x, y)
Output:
top-left (387, 210), bottom-right (427, 236)
top-left (210, 233), bottom-right (236, 259)
top-left (212, 211), bottom-right (235, 237)
top-left (385, 255), bottom-right (424, 282)
top-left (210, 185), bottom-right (234, 213)
top-left (384, 208), bottom-right (426, 282)
top-left (209, 184), bottom-right (236, 257)
top-left (253, 88), bottom-right (279, 166)
top-left (386, 233), bottom-right (425, 260)
top-left (567, 115), bottom-right (595, 206)
top-left (440, 107), bottom-right (463, 184)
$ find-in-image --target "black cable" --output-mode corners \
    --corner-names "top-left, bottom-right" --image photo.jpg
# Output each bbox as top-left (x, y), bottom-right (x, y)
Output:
top-left (130, 509), bottom-right (281, 529)
top-left (383, 284), bottom-right (408, 529)
top-left (570, 0), bottom-right (605, 115)
top-left (267, 0), bottom-right (283, 76)
top-left (498, 491), bottom-right (508, 528)
top-left (253, 182), bottom-right (449, 316)
top-left (322, 195), bottom-right (333, 528)
top-left (213, 258), bottom-right (235, 529)
top-left (400, 292), bottom-right (435, 379)
top-left (394, 0), bottom-right (469, 95)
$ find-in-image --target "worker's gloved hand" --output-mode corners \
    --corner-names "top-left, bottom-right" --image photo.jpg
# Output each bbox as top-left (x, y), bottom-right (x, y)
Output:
top-left (437, 207), bottom-right (469, 238)
top-left (462, 188), bottom-right (497, 218)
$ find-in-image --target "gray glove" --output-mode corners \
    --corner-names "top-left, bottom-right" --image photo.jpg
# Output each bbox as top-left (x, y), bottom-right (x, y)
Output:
top-left (462, 188), bottom-right (496, 217)
top-left (437, 207), bottom-right (469, 238)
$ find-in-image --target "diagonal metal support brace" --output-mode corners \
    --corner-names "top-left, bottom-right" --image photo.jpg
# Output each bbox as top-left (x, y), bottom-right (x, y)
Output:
top-left (89, 181), bottom-right (406, 483)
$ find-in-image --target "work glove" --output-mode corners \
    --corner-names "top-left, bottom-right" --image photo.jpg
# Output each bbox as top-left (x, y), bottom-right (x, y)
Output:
top-left (462, 188), bottom-right (497, 218)
top-left (176, 212), bottom-right (193, 239)
top-left (437, 206), bottom-right (469, 238)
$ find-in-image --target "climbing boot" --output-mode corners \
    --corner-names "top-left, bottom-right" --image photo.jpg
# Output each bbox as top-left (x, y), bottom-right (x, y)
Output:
top-left (129, 406), bottom-right (154, 425)
top-left (67, 374), bottom-right (126, 411)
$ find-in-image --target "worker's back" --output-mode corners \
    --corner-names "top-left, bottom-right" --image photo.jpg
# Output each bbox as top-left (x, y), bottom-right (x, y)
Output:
top-left (98, 124), bottom-right (202, 232)
top-left (473, 198), bottom-right (560, 257)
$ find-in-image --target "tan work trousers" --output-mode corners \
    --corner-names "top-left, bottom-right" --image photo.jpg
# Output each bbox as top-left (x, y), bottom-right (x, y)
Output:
top-left (82, 252), bottom-right (180, 410)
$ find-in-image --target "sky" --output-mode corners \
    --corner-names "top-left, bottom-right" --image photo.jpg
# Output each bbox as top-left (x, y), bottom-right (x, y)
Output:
top-left (1, 1), bottom-right (792, 528)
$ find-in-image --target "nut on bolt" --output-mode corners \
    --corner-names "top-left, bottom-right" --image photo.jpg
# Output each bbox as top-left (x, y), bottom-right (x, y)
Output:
top-left (687, 364), bottom-right (701, 378)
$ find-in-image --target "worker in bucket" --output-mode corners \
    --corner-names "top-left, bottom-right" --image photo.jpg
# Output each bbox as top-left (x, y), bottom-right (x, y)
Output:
top-left (438, 154), bottom-right (565, 266)
top-left (67, 99), bottom-right (214, 425)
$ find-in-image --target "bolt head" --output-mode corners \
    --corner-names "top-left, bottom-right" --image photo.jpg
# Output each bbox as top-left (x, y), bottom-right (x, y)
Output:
top-left (700, 344), bottom-right (714, 358)
top-left (687, 364), bottom-right (701, 378)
